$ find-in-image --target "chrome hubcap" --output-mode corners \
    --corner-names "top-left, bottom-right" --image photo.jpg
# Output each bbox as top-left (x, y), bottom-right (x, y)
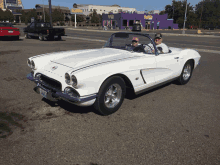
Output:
top-left (183, 64), bottom-right (191, 81)
top-left (104, 84), bottom-right (122, 108)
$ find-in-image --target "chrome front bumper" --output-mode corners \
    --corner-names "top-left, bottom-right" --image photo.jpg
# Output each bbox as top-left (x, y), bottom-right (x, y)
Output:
top-left (27, 72), bottom-right (97, 103)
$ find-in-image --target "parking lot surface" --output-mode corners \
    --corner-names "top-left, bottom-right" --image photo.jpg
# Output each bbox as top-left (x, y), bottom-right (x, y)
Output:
top-left (0, 30), bottom-right (220, 165)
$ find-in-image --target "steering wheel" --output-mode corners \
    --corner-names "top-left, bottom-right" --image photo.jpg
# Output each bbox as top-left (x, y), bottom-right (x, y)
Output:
top-left (133, 44), bottom-right (145, 53)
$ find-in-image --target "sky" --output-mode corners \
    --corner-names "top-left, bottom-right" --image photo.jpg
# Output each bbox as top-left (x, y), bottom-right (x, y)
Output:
top-left (21, 0), bottom-right (203, 11)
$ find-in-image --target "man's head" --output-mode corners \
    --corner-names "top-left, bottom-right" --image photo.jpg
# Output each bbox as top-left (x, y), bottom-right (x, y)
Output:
top-left (154, 33), bottom-right (163, 45)
top-left (131, 37), bottom-right (139, 47)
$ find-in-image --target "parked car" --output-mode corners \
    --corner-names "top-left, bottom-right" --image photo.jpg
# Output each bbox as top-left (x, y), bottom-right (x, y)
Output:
top-left (26, 32), bottom-right (201, 115)
top-left (0, 23), bottom-right (20, 40)
top-left (132, 23), bottom-right (142, 31)
top-left (23, 21), bottom-right (66, 41)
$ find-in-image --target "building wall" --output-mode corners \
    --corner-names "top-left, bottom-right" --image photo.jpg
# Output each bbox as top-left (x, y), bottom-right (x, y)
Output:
top-left (102, 13), bottom-right (179, 29)
top-left (77, 5), bottom-right (136, 16)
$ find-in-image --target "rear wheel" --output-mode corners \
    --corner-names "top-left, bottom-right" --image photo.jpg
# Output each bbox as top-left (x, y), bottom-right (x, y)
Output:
top-left (177, 61), bottom-right (193, 85)
top-left (93, 76), bottom-right (126, 116)
top-left (57, 35), bottom-right (62, 40)
top-left (39, 33), bottom-right (44, 41)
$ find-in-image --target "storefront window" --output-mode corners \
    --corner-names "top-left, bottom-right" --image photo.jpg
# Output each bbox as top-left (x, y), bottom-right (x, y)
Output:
top-left (123, 20), bottom-right (127, 26)
top-left (129, 20), bottom-right (134, 26)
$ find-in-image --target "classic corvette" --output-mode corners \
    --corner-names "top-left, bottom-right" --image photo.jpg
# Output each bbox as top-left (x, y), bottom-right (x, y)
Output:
top-left (0, 23), bottom-right (20, 40)
top-left (27, 32), bottom-right (201, 115)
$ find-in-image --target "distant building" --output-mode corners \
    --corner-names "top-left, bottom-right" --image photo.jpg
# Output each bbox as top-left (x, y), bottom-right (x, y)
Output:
top-left (0, 0), bottom-right (24, 22)
top-left (137, 10), bottom-right (160, 14)
top-left (75, 4), bottom-right (136, 16)
top-left (102, 13), bottom-right (178, 30)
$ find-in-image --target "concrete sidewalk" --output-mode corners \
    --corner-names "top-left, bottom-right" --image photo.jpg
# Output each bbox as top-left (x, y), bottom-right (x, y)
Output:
top-left (66, 28), bottom-right (220, 38)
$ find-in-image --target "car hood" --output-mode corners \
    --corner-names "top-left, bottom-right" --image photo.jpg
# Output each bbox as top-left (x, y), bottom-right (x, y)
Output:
top-left (50, 48), bottom-right (138, 70)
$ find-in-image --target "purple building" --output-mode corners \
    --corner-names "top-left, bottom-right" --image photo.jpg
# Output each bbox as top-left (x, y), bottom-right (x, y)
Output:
top-left (102, 12), bottom-right (179, 30)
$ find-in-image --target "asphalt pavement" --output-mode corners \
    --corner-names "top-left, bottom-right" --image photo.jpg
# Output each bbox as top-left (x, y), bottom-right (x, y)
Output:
top-left (0, 29), bottom-right (220, 165)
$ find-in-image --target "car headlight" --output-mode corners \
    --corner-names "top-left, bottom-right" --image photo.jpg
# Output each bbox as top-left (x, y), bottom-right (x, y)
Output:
top-left (71, 75), bottom-right (77, 87)
top-left (65, 73), bottom-right (71, 85)
top-left (27, 59), bottom-right (31, 67)
top-left (65, 73), bottom-right (77, 87)
top-left (31, 60), bottom-right (35, 69)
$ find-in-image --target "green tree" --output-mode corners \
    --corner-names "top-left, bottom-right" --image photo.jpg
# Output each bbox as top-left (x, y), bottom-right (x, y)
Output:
top-left (90, 10), bottom-right (101, 23)
top-left (52, 8), bottom-right (64, 23)
top-left (28, 9), bottom-right (38, 22)
top-left (0, 9), bottom-right (5, 22)
top-left (163, 1), bottom-right (197, 28)
top-left (3, 9), bottom-right (14, 22)
top-left (159, 10), bottom-right (166, 15)
top-left (195, 0), bottom-right (220, 28)
top-left (71, 14), bottom-right (85, 22)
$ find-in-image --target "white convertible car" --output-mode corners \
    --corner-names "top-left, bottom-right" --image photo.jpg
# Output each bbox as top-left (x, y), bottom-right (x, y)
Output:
top-left (27, 32), bottom-right (201, 115)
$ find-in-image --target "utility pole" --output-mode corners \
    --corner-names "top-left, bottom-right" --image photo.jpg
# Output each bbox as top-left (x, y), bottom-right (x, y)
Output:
top-left (172, 0), bottom-right (175, 20)
top-left (182, 0), bottom-right (187, 34)
top-left (43, 0), bottom-right (45, 22)
top-left (199, 0), bottom-right (204, 29)
top-left (48, 0), bottom-right (52, 27)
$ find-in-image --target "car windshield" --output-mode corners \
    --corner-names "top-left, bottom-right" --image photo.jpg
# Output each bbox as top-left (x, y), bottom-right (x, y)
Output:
top-left (103, 33), bottom-right (155, 54)
top-left (36, 23), bottom-right (51, 28)
top-left (0, 23), bottom-right (13, 27)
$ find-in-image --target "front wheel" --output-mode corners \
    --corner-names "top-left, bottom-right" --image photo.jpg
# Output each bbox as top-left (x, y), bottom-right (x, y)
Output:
top-left (177, 61), bottom-right (193, 85)
top-left (24, 33), bottom-right (30, 39)
top-left (93, 76), bottom-right (126, 116)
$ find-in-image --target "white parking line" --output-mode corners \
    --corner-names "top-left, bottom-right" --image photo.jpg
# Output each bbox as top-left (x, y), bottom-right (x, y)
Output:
top-left (64, 36), bottom-right (220, 54)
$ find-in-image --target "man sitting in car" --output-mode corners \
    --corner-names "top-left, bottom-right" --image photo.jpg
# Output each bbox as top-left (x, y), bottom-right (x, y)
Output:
top-left (145, 33), bottom-right (169, 54)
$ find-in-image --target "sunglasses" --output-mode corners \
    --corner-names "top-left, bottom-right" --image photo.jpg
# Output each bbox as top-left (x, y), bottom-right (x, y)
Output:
top-left (132, 40), bottom-right (138, 43)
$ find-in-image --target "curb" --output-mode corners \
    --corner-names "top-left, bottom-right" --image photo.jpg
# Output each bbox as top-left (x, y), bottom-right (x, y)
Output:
top-left (67, 28), bottom-right (220, 38)
top-left (161, 33), bottom-right (220, 38)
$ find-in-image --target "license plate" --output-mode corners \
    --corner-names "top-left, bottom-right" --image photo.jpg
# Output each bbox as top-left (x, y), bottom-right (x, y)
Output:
top-left (8, 31), bottom-right (13, 33)
top-left (40, 88), bottom-right (47, 98)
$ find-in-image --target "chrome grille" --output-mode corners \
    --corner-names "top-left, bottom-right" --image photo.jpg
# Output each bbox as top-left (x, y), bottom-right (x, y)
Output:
top-left (40, 74), bottom-right (62, 91)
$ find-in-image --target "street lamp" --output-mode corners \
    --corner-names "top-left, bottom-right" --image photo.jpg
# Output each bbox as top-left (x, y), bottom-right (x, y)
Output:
top-left (48, 0), bottom-right (52, 27)
top-left (182, 0), bottom-right (187, 34)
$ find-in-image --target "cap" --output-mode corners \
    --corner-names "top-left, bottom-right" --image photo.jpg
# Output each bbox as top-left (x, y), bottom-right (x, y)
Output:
top-left (132, 37), bottom-right (139, 42)
top-left (155, 33), bottom-right (162, 39)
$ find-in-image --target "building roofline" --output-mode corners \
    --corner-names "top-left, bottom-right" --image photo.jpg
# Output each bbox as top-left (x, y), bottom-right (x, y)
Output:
top-left (35, 4), bottom-right (69, 9)
top-left (76, 4), bottom-right (135, 9)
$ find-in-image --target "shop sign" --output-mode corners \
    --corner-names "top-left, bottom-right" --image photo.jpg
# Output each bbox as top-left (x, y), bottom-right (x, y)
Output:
top-left (144, 15), bottom-right (153, 20)
top-left (108, 15), bottom-right (114, 19)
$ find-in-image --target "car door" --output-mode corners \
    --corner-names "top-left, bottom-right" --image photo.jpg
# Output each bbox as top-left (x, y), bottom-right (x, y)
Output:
top-left (131, 52), bottom-right (157, 86)
top-left (155, 53), bottom-right (180, 83)
top-left (29, 23), bottom-right (35, 36)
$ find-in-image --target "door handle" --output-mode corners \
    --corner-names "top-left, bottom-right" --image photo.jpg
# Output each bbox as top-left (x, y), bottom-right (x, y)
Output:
top-left (174, 57), bottom-right (179, 59)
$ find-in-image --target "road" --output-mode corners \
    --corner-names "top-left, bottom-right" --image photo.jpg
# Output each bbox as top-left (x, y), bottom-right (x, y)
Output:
top-left (0, 29), bottom-right (220, 165)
